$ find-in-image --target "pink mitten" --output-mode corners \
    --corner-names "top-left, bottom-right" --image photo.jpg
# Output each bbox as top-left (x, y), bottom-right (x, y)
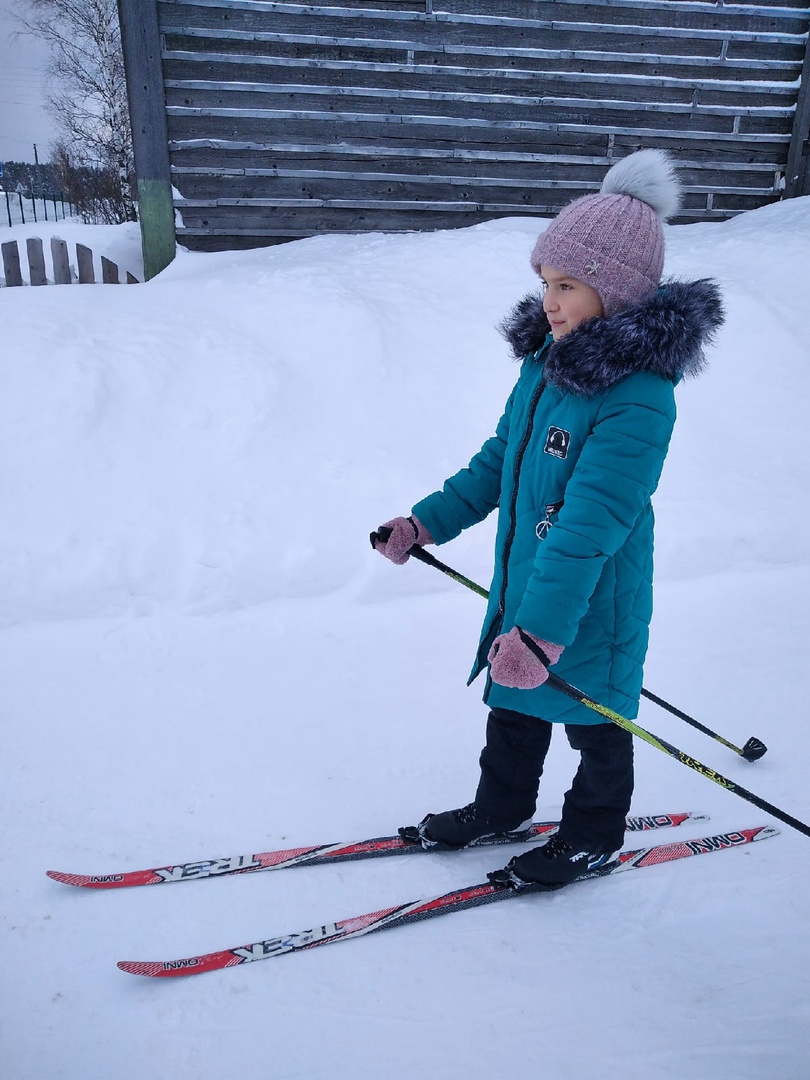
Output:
top-left (488, 627), bottom-right (564, 689)
top-left (373, 515), bottom-right (435, 565)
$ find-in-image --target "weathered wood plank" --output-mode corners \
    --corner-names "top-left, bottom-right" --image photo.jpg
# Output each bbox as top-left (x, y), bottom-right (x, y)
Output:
top-left (162, 26), bottom-right (805, 72)
top-left (157, 0), bottom-right (808, 42)
top-left (161, 51), bottom-right (803, 100)
top-left (440, 0), bottom-right (810, 34)
top-left (728, 36), bottom-right (808, 63)
top-left (156, 5), bottom-right (808, 50)
top-left (174, 180), bottom-right (774, 212)
top-left (101, 256), bottom-right (120, 283)
top-left (165, 122), bottom-right (792, 171)
top-left (172, 161), bottom-right (600, 187)
top-left (169, 167), bottom-right (782, 202)
top-left (169, 171), bottom-right (781, 204)
top-left (26, 237), bottom-right (48, 285)
top-left (2, 240), bottom-right (23, 287)
top-left (173, 182), bottom-right (780, 215)
top-left (175, 206), bottom-right (563, 234)
top-left (174, 200), bottom-right (758, 248)
top-left (173, 194), bottom-right (764, 238)
top-left (169, 139), bottom-right (787, 170)
top-left (163, 92), bottom-right (795, 134)
top-left (167, 0), bottom-right (810, 11)
top-left (257, 0), bottom-right (426, 7)
top-left (163, 75), bottom-right (798, 114)
top-left (76, 243), bottom-right (96, 283)
top-left (165, 103), bottom-right (793, 141)
top-left (162, 28), bottom-right (804, 77)
top-left (50, 238), bottom-right (71, 284)
top-left (265, 0), bottom-right (810, 12)
top-left (177, 232), bottom-right (294, 251)
top-left (445, 0), bottom-right (809, 14)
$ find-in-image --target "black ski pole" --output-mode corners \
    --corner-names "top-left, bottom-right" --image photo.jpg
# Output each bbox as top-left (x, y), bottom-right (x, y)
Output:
top-left (370, 530), bottom-right (767, 762)
top-left (543, 670), bottom-right (809, 841)
top-left (370, 529), bottom-right (488, 600)
top-left (640, 688), bottom-right (766, 762)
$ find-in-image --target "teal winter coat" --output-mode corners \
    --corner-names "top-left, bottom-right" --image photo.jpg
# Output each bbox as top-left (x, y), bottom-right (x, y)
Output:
top-left (412, 280), bottom-right (724, 725)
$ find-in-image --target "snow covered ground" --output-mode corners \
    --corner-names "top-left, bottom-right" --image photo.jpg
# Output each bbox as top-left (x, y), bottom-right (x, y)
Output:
top-left (2, 197), bottom-right (809, 1079)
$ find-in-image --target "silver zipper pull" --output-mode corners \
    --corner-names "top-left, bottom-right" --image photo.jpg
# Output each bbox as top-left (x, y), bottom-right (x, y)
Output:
top-left (536, 500), bottom-right (563, 540)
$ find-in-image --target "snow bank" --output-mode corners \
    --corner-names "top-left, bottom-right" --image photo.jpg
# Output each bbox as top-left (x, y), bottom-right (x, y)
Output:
top-left (3, 200), bottom-right (809, 624)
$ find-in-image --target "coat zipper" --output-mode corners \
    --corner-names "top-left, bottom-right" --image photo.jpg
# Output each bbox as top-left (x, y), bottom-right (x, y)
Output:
top-left (498, 378), bottom-right (547, 623)
top-left (475, 373), bottom-right (547, 676)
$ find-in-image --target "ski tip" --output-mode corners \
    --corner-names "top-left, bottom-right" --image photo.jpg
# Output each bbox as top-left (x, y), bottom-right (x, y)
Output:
top-left (118, 960), bottom-right (164, 977)
top-left (46, 868), bottom-right (131, 888)
top-left (118, 954), bottom-right (231, 978)
top-left (46, 870), bottom-right (87, 887)
top-left (118, 958), bottom-right (205, 978)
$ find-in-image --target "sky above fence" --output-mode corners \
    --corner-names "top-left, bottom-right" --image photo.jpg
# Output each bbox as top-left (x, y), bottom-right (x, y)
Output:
top-left (0, 7), bottom-right (56, 164)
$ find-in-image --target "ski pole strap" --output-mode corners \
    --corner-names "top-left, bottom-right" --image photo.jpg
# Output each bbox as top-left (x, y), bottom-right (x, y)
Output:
top-left (545, 672), bottom-right (810, 841)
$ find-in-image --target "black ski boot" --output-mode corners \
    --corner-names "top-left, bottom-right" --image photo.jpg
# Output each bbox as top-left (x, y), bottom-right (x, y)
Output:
top-left (408, 802), bottom-right (534, 849)
top-left (503, 834), bottom-right (619, 887)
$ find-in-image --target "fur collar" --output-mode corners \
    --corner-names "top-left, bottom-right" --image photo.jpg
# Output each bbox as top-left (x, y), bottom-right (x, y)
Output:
top-left (498, 279), bottom-right (724, 397)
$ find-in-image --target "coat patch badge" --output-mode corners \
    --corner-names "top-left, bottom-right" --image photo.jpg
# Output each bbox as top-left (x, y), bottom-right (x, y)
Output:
top-left (544, 426), bottom-right (571, 459)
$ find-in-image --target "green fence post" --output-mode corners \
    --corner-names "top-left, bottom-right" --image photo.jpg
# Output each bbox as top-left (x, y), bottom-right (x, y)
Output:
top-left (117, 0), bottom-right (176, 280)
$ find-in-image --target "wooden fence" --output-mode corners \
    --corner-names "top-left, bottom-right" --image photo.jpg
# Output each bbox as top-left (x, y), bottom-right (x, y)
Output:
top-left (119, 0), bottom-right (810, 264)
top-left (1, 237), bottom-right (140, 287)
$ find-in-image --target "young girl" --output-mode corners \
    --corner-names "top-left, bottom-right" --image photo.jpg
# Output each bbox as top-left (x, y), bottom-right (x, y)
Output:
top-left (374, 149), bottom-right (724, 886)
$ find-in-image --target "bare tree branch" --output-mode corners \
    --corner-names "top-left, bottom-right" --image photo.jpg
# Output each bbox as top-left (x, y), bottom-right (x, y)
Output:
top-left (14, 0), bottom-right (136, 222)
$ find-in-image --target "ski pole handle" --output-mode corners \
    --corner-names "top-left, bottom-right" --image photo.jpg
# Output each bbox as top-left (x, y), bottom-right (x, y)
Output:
top-left (369, 526), bottom-right (392, 547)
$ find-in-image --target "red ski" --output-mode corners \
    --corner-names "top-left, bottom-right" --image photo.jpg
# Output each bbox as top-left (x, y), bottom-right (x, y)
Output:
top-left (117, 825), bottom-right (778, 978)
top-left (47, 811), bottom-right (704, 890)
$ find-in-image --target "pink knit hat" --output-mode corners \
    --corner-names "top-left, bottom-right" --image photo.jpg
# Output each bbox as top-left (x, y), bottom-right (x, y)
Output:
top-left (530, 150), bottom-right (682, 318)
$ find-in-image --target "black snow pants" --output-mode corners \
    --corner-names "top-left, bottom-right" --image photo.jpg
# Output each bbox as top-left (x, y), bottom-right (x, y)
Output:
top-left (474, 706), bottom-right (634, 853)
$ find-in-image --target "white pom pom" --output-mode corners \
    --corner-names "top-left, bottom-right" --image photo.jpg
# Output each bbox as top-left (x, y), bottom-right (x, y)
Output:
top-left (600, 149), bottom-right (682, 221)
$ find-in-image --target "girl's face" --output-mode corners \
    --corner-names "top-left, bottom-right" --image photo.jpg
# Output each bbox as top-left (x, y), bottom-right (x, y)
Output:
top-left (540, 265), bottom-right (604, 340)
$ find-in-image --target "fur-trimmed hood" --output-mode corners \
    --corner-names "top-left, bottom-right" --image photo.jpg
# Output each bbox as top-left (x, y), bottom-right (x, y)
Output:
top-left (499, 279), bottom-right (724, 397)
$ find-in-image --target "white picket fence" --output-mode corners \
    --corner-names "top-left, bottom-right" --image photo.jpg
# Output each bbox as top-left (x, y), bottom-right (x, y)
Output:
top-left (1, 236), bottom-right (139, 287)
